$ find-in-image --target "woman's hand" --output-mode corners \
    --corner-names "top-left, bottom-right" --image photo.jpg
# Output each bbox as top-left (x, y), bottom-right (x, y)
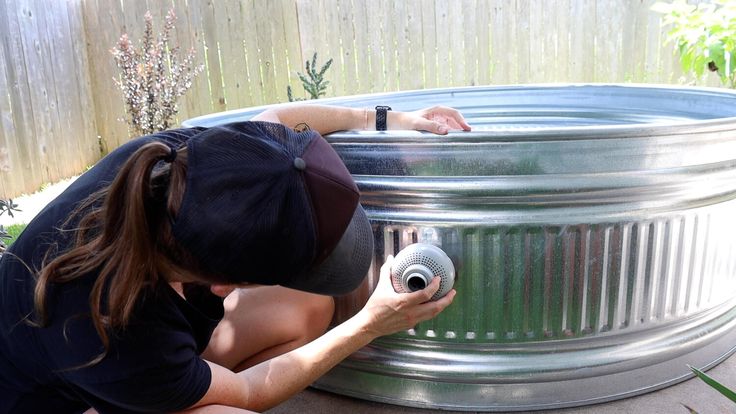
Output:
top-left (357, 255), bottom-right (456, 338)
top-left (393, 105), bottom-right (472, 135)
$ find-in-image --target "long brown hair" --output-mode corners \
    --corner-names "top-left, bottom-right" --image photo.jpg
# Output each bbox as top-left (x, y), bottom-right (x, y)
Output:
top-left (32, 141), bottom-right (209, 367)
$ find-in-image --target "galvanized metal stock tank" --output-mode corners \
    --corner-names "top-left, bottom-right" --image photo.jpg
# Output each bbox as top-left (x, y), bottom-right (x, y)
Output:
top-left (184, 85), bottom-right (736, 411)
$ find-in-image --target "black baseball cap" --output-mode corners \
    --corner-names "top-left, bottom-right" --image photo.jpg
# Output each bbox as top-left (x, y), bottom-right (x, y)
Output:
top-left (171, 121), bottom-right (373, 295)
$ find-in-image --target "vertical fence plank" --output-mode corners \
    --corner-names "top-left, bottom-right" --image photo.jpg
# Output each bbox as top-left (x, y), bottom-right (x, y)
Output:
top-left (490, 0), bottom-right (511, 84)
top-left (372, 0), bottom-right (398, 92)
top-left (253, 0), bottom-right (279, 105)
top-left (623, 0), bottom-right (645, 82)
top-left (214, 1), bottom-right (245, 109)
top-left (242, 0), bottom-right (262, 106)
top-left (278, 0), bottom-right (303, 100)
top-left (172, 0), bottom-right (212, 122)
top-left (185, 0), bottom-right (212, 115)
top-left (65, 0), bottom-right (99, 162)
top-left (247, 0), bottom-right (270, 107)
top-left (555, 0), bottom-right (571, 82)
top-left (595, 0), bottom-right (623, 82)
top-left (569, 0), bottom-right (595, 82)
top-left (0, 0), bottom-right (38, 195)
top-left (393, 1), bottom-right (408, 90)
top-left (15, 0), bottom-right (55, 183)
top-left (435, 0), bottom-right (451, 86)
top-left (462, 0), bottom-right (478, 86)
top-left (235, 0), bottom-right (261, 107)
top-left (362, 0), bottom-right (384, 92)
top-left (393, 1), bottom-right (414, 91)
top-left (336, 0), bottom-right (358, 95)
top-left (267, 0), bottom-right (291, 103)
top-left (541, 0), bottom-right (558, 82)
top-left (515, 0), bottom-right (530, 83)
top-left (323, 0), bottom-right (345, 96)
top-left (82, 0), bottom-right (128, 149)
top-left (293, 0), bottom-right (311, 100)
top-left (0, 23), bottom-right (23, 198)
top-left (476, 0), bottom-right (491, 85)
top-left (644, 0), bottom-right (663, 83)
top-left (420, 0), bottom-right (438, 89)
top-left (200, 0), bottom-right (227, 112)
top-left (352, 0), bottom-right (373, 92)
top-left (43, 0), bottom-right (83, 175)
top-left (406, 1), bottom-right (425, 90)
top-left (528, 0), bottom-right (546, 83)
top-left (448, 1), bottom-right (465, 85)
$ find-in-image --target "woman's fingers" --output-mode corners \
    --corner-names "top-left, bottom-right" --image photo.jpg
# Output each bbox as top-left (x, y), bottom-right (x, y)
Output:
top-left (401, 273), bottom-right (442, 304)
top-left (429, 113), bottom-right (471, 131)
top-left (375, 255), bottom-right (395, 293)
top-left (405, 287), bottom-right (457, 326)
top-left (412, 117), bottom-right (449, 135)
top-left (430, 106), bottom-right (472, 131)
top-left (409, 105), bottom-right (472, 133)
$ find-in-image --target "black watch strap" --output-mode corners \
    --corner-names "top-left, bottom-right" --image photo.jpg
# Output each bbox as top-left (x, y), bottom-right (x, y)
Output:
top-left (375, 105), bottom-right (391, 131)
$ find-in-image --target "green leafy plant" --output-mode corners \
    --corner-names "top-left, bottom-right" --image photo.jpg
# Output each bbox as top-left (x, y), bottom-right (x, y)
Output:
top-left (653, 0), bottom-right (736, 88)
top-left (287, 52), bottom-right (334, 102)
top-left (111, 9), bottom-right (204, 136)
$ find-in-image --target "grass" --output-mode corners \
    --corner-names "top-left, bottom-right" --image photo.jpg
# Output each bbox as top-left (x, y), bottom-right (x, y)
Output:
top-left (3, 223), bottom-right (27, 247)
top-left (689, 364), bottom-right (736, 403)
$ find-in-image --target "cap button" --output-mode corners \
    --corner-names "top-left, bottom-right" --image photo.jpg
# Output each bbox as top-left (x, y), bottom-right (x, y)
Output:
top-left (293, 157), bottom-right (307, 171)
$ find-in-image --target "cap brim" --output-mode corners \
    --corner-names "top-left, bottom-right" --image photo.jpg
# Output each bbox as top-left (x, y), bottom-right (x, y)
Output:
top-left (284, 205), bottom-right (374, 296)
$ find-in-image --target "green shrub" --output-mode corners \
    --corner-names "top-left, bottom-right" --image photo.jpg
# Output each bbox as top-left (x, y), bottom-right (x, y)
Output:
top-left (653, 0), bottom-right (736, 88)
top-left (111, 9), bottom-right (204, 136)
top-left (287, 52), bottom-right (334, 102)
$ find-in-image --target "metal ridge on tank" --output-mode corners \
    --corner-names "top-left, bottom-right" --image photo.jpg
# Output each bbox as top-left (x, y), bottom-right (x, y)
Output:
top-left (184, 84), bottom-right (736, 411)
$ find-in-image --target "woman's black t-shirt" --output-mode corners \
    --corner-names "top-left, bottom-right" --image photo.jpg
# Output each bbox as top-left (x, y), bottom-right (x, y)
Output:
top-left (0, 127), bottom-right (225, 413)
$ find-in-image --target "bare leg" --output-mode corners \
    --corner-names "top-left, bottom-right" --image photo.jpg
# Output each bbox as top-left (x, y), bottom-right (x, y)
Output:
top-left (177, 405), bottom-right (257, 413)
top-left (202, 286), bottom-right (335, 372)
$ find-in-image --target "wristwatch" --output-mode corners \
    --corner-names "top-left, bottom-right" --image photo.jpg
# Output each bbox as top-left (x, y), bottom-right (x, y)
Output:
top-left (375, 105), bottom-right (392, 131)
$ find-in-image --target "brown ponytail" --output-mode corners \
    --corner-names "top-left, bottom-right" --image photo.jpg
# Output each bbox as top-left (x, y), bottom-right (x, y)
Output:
top-left (33, 141), bottom-right (204, 367)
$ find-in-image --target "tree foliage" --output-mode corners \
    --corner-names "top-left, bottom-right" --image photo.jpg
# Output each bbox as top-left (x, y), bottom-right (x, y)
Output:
top-left (653, 0), bottom-right (736, 88)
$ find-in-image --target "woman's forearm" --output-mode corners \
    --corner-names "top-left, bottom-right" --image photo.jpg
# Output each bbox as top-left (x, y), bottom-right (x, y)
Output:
top-left (236, 310), bottom-right (377, 412)
top-left (251, 104), bottom-right (378, 135)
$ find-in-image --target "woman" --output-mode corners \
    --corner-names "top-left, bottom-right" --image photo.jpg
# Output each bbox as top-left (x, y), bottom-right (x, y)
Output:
top-left (0, 104), bottom-right (470, 413)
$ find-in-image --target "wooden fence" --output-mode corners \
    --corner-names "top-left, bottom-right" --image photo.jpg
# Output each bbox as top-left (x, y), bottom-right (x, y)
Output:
top-left (0, 0), bottom-right (723, 198)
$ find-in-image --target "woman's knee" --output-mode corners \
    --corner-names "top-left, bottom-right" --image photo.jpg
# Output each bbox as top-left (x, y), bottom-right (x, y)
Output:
top-left (296, 294), bottom-right (335, 340)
